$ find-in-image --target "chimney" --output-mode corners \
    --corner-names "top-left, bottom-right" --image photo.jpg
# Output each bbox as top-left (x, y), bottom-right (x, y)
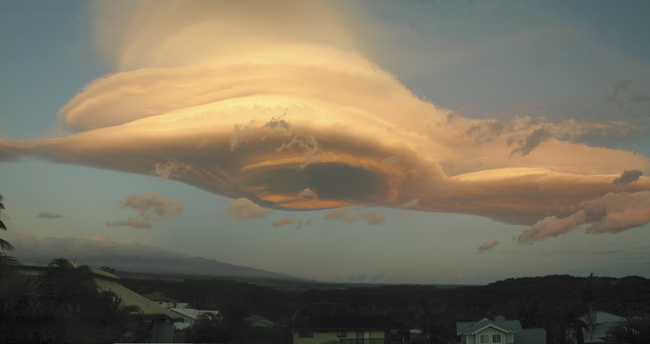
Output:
top-left (495, 316), bottom-right (506, 321)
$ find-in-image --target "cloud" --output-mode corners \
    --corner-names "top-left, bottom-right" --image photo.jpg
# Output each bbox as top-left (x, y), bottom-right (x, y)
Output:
top-left (271, 216), bottom-right (294, 228)
top-left (613, 169), bottom-right (643, 185)
top-left (149, 161), bottom-right (184, 180)
top-left (11, 235), bottom-right (186, 261)
top-left (224, 198), bottom-right (273, 220)
top-left (118, 192), bottom-right (185, 219)
top-left (298, 188), bottom-right (317, 199)
top-left (323, 208), bottom-right (385, 225)
top-left (0, 1), bottom-right (649, 239)
top-left (37, 212), bottom-right (62, 219)
top-left (518, 210), bottom-right (587, 243)
top-left (518, 191), bottom-right (650, 243)
top-left (106, 218), bottom-right (153, 229)
top-left (295, 218), bottom-right (313, 229)
top-left (605, 80), bottom-right (650, 110)
top-left (477, 239), bottom-right (500, 252)
top-left (510, 127), bottom-right (552, 156)
top-left (107, 192), bottom-right (184, 229)
top-left (398, 199), bottom-right (419, 209)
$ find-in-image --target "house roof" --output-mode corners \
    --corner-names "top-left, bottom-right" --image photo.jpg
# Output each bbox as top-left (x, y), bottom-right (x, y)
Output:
top-left (142, 291), bottom-right (178, 303)
top-left (295, 316), bottom-right (407, 331)
top-left (95, 278), bottom-right (183, 321)
top-left (456, 317), bottom-right (522, 335)
top-left (170, 308), bottom-right (222, 320)
top-left (579, 311), bottom-right (624, 325)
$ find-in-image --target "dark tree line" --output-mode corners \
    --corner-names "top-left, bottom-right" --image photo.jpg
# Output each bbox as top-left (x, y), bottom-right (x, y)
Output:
top-left (121, 274), bottom-right (650, 344)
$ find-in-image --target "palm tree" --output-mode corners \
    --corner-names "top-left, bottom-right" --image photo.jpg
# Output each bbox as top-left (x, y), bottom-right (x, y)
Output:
top-left (0, 194), bottom-right (15, 252)
top-left (40, 258), bottom-right (98, 311)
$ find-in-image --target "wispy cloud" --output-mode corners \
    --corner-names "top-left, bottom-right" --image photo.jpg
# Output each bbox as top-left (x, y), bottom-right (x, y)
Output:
top-left (106, 218), bottom-right (152, 229)
top-left (107, 192), bottom-right (184, 229)
top-left (224, 198), bottom-right (273, 221)
top-left (37, 212), bottom-right (62, 220)
top-left (295, 218), bottom-right (313, 229)
top-left (271, 216), bottom-right (294, 228)
top-left (613, 169), bottom-right (643, 185)
top-left (518, 191), bottom-right (650, 243)
top-left (323, 208), bottom-right (385, 225)
top-left (477, 239), bottom-right (500, 252)
top-left (11, 234), bottom-right (185, 260)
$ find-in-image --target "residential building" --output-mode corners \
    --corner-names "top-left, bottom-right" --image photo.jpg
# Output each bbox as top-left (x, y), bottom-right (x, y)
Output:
top-left (143, 291), bottom-right (178, 309)
top-left (579, 311), bottom-right (624, 344)
top-left (19, 264), bottom-right (184, 343)
top-left (293, 316), bottom-right (408, 344)
top-left (456, 316), bottom-right (545, 344)
top-left (170, 307), bottom-right (224, 330)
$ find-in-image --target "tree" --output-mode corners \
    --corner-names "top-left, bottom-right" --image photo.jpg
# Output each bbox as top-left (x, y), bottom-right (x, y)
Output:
top-left (606, 315), bottom-right (650, 344)
top-left (0, 194), bottom-right (13, 251)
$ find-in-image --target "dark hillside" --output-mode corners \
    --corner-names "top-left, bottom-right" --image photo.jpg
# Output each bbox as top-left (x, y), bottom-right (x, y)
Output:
top-left (119, 274), bottom-right (650, 344)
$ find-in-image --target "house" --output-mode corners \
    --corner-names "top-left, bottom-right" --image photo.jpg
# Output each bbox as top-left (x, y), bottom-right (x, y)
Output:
top-left (170, 307), bottom-right (224, 330)
top-left (92, 269), bottom-right (184, 343)
top-left (456, 316), bottom-right (546, 344)
top-left (579, 311), bottom-right (624, 344)
top-left (293, 315), bottom-right (408, 344)
top-left (19, 264), bottom-right (184, 343)
top-left (143, 291), bottom-right (178, 309)
top-left (246, 314), bottom-right (275, 328)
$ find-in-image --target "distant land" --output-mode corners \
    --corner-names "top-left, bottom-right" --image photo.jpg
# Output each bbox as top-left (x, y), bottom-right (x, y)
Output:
top-left (69, 255), bottom-right (297, 281)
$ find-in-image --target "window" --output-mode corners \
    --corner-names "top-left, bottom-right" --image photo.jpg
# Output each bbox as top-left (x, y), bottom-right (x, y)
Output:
top-left (299, 331), bottom-right (313, 338)
top-left (479, 334), bottom-right (489, 343)
top-left (492, 334), bottom-right (502, 343)
top-left (337, 331), bottom-right (347, 337)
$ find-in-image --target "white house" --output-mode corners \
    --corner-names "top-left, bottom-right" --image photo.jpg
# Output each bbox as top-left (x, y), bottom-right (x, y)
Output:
top-left (456, 316), bottom-right (546, 344)
top-left (579, 311), bottom-right (624, 344)
top-left (170, 308), bottom-right (224, 330)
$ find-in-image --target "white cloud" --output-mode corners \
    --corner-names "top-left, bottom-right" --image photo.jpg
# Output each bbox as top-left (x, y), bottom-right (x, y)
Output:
top-left (298, 188), bottom-right (317, 199)
top-left (518, 191), bottom-right (650, 243)
top-left (224, 198), bottom-right (273, 220)
top-left (0, 0), bottom-right (648, 239)
top-left (271, 216), bottom-right (295, 228)
top-left (107, 192), bottom-right (184, 229)
top-left (118, 192), bottom-right (185, 220)
top-left (11, 235), bottom-right (185, 260)
top-left (323, 208), bottom-right (385, 225)
top-left (477, 239), bottom-right (500, 252)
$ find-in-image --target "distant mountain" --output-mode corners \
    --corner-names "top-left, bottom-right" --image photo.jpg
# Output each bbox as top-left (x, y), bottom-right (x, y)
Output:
top-left (78, 255), bottom-right (296, 280)
top-left (11, 235), bottom-right (297, 280)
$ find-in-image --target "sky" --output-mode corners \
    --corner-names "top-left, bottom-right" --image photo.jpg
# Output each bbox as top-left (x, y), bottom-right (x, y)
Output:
top-left (1, 0), bottom-right (649, 285)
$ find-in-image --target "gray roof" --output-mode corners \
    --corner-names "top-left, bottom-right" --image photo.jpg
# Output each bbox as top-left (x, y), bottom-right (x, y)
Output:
top-left (579, 311), bottom-right (624, 325)
top-left (94, 277), bottom-right (182, 321)
top-left (170, 308), bottom-right (222, 320)
top-left (457, 318), bottom-right (522, 335)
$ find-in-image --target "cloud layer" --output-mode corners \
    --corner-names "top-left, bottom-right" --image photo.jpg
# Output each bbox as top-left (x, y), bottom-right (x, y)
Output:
top-left (107, 192), bottom-right (184, 229)
top-left (1, 1), bottom-right (649, 243)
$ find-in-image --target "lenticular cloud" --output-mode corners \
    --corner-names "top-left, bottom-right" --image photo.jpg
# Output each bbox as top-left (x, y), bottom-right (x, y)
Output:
top-left (1, 1), bottom-right (650, 242)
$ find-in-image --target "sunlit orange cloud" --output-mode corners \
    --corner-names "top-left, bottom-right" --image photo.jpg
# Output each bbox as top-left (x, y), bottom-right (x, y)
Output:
top-left (1, 1), bottom-right (649, 243)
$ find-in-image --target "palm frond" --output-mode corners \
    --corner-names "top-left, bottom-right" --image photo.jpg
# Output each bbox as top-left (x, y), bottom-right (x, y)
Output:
top-left (0, 238), bottom-right (14, 252)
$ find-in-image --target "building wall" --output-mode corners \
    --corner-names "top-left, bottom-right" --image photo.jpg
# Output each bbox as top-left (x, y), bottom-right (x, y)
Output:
top-left (151, 319), bottom-right (175, 343)
top-left (294, 330), bottom-right (385, 344)
top-left (471, 328), bottom-right (511, 344)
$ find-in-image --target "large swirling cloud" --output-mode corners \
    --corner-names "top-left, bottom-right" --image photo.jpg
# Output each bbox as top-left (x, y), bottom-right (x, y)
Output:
top-left (1, 1), bottom-right (649, 243)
